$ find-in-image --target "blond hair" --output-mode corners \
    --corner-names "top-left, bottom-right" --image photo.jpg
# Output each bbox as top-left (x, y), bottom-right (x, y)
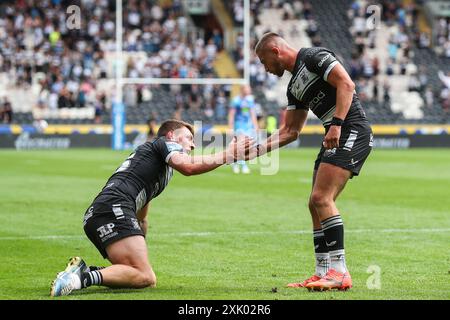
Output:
top-left (254, 32), bottom-right (281, 53)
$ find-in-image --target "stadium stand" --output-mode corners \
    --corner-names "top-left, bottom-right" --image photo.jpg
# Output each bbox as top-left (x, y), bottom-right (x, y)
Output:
top-left (0, 0), bottom-right (449, 127)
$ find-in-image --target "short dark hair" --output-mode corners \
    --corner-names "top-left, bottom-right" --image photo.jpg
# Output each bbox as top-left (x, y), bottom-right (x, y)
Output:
top-left (254, 32), bottom-right (281, 53)
top-left (157, 119), bottom-right (194, 137)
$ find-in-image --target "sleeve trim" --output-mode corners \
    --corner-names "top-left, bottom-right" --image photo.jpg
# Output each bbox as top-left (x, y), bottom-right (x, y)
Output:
top-left (165, 151), bottom-right (180, 163)
top-left (323, 61), bottom-right (339, 82)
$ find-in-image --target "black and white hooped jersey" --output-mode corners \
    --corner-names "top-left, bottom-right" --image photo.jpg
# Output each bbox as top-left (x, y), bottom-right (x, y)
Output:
top-left (92, 137), bottom-right (183, 212)
top-left (286, 47), bottom-right (367, 127)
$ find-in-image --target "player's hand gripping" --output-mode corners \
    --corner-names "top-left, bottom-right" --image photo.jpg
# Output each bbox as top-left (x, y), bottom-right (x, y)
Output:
top-left (226, 135), bottom-right (254, 164)
top-left (323, 125), bottom-right (341, 149)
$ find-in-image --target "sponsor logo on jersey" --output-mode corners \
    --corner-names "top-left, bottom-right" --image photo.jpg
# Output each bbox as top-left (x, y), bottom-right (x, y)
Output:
top-left (290, 81), bottom-right (301, 96)
top-left (130, 218), bottom-right (141, 230)
top-left (112, 204), bottom-right (125, 220)
top-left (318, 54), bottom-right (331, 67)
top-left (83, 206), bottom-right (94, 226)
top-left (300, 70), bottom-right (309, 84)
top-left (307, 91), bottom-right (325, 109)
top-left (323, 147), bottom-right (336, 157)
top-left (97, 223), bottom-right (117, 242)
top-left (135, 189), bottom-right (147, 212)
top-left (344, 133), bottom-right (358, 151)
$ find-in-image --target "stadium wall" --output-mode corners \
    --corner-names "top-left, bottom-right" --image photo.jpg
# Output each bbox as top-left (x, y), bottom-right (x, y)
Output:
top-left (0, 132), bottom-right (141, 150)
top-left (1, 124), bottom-right (450, 149)
top-left (2, 124), bottom-right (450, 135)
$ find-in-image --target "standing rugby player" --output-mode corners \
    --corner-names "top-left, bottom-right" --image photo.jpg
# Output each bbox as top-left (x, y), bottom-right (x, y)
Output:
top-left (253, 32), bottom-right (373, 291)
top-left (228, 85), bottom-right (259, 174)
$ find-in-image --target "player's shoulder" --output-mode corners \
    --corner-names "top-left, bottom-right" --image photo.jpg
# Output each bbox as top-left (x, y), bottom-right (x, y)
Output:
top-left (150, 136), bottom-right (164, 146)
top-left (143, 136), bottom-right (164, 155)
top-left (301, 46), bottom-right (336, 60)
top-left (129, 140), bottom-right (153, 158)
top-left (301, 47), bottom-right (339, 75)
top-left (152, 136), bottom-right (178, 149)
top-left (148, 137), bottom-right (183, 162)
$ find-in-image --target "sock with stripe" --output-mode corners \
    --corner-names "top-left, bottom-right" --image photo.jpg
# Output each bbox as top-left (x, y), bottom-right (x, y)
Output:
top-left (80, 270), bottom-right (103, 288)
top-left (313, 229), bottom-right (330, 277)
top-left (88, 266), bottom-right (106, 272)
top-left (321, 215), bottom-right (348, 274)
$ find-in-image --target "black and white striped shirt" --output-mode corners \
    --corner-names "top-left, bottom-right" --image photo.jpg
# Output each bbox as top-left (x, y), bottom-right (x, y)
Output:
top-left (286, 47), bottom-right (367, 127)
top-left (93, 137), bottom-right (183, 212)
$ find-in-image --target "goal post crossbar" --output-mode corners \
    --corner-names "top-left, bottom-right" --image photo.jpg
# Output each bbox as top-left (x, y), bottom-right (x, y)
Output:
top-left (115, 0), bottom-right (251, 90)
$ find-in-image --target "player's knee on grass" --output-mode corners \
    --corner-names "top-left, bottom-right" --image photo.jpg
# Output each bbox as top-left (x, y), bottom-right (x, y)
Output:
top-left (135, 269), bottom-right (156, 288)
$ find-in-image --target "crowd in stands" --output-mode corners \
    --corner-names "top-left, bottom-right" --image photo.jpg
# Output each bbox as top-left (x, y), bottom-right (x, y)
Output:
top-left (0, 0), bottom-right (449, 125)
top-left (434, 17), bottom-right (450, 59)
top-left (0, 0), bottom-right (111, 119)
top-left (0, 0), bottom-right (224, 123)
top-left (347, 0), bottom-right (450, 116)
top-left (248, 0), bottom-right (317, 90)
top-left (0, 0), bottom-right (326, 125)
top-left (121, 1), bottom-right (220, 80)
top-left (0, 97), bottom-right (13, 124)
top-left (348, 0), bottom-right (412, 104)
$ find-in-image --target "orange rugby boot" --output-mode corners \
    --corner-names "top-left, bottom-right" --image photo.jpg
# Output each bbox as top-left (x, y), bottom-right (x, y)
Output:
top-left (305, 269), bottom-right (352, 291)
top-left (287, 274), bottom-right (322, 288)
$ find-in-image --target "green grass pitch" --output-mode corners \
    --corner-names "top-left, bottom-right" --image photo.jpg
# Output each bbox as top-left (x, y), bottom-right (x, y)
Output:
top-left (0, 148), bottom-right (449, 300)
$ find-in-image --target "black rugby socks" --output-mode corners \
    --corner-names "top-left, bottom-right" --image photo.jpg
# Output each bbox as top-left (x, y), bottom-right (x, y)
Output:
top-left (321, 215), bottom-right (348, 273)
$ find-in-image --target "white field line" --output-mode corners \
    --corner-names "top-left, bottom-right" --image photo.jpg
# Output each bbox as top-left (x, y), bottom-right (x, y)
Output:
top-left (0, 228), bottom-right (448, 241)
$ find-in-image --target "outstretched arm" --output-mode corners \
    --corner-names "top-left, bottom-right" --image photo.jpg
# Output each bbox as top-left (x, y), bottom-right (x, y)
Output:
top-left (168, 151), bottom-right (227, 176)
top-left (256, 108), bottom-right (308, 156)
top-left (168, 136), bottom-right (254, 176)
